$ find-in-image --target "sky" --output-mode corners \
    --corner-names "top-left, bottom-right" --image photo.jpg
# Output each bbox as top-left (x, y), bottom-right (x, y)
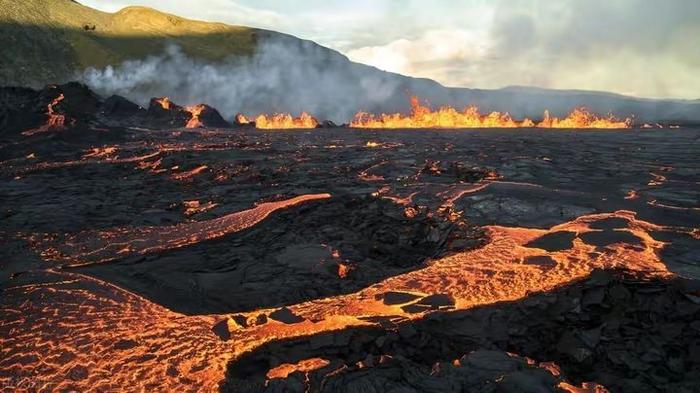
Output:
top-left (81, 0), bottom-right (700, 99)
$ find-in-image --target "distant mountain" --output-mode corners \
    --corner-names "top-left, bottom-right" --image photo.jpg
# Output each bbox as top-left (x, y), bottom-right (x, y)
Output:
top-left (2, 0), bottom-right (699, 124)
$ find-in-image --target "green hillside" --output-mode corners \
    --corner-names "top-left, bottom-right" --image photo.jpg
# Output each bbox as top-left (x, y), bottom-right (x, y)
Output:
top-left (0, 0), bottom-right (259, 86)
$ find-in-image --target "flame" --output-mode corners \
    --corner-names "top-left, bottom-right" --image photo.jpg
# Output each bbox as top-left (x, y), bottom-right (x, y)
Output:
top-left (185, 105), bottom-right (205, 128)
top-left (537, 108), bottom-right (631, 129)
top-left (350, 96), bottom-right (632, 129)
top-left (254, 112), bottom-right (319, 129)
top-left (22, 93), bottom-right (69, 136)
top-left (155, 97), bottom-right (172, 110)
top-left (234, 113), bottom-right (250, 125)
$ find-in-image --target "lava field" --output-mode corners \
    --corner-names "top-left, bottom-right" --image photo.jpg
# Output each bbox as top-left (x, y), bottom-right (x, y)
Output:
top-left (1, 84), bottom-right (700, 392)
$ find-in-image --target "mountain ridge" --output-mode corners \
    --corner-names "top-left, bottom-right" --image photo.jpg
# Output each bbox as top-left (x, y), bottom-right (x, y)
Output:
top-left (2, 0), bottom-right (700, 123)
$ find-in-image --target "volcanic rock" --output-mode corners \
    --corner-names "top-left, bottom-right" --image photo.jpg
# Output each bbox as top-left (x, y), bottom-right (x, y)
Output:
top-left (0, 82), bottom-right (100, 136)
top-left (223, 271), bottom-right (700, 393)
top-left (187, 104), bottom-right (230, 128)
top-left (146, 97), bottom-right (191, 127)
top-left (101, 95), bottom-right (144, 117)
top-left (79, 195), bottom-right (487, 314)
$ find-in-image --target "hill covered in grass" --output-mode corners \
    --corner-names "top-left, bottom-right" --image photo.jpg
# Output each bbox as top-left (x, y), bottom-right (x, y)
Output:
top-left (0, 0), bottom-right (260, 86)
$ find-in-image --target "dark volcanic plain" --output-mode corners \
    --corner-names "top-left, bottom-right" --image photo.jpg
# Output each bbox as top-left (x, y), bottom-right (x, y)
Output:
top-left (1, 90), bottom-right (700, 392)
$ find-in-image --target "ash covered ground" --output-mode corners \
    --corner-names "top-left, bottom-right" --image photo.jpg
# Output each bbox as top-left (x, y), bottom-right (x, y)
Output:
top-left (1, 85), bottom-right (700, 392)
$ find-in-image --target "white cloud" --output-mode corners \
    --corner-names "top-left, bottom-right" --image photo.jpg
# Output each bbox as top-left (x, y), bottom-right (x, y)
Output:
top-left (78, 0), bottom-right (700, 99)
top-left (348, 29), bottom-right (490, 85)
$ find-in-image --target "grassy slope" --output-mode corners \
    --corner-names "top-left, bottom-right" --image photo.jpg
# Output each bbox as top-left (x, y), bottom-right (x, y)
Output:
top-left (0, 0), bottom-right (259, 86)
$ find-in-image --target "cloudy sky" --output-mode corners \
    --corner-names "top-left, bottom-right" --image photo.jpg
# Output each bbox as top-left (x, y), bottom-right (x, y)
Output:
top-left (81, 0), bottom-right (700, 99)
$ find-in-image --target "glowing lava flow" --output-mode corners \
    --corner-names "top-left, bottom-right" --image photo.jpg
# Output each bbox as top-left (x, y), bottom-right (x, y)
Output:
top-left (36, 194), bottom-right (331, 266)
top-left (221, 210), bottom-right (672, 368)
top-left (254, 112), bottom-right (319, 129)
top-left (0, 270), bottom-right (229, 392)
top-left (350, 96), bottom-right (632, 129)
top-left (4, 210), bottom-right (676, 392)
top-left (22, 94), bottom-right (70, 136)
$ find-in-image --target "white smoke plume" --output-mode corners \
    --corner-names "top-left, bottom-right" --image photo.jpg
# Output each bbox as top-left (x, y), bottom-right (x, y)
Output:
top-left (81, 35), bottom-right (700, 124)
top-left (81, 36), bottom-right (420, 123)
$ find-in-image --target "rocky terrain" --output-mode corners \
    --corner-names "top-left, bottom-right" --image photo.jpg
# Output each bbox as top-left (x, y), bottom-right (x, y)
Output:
top-left (1, 84), bottom-right (699, 392)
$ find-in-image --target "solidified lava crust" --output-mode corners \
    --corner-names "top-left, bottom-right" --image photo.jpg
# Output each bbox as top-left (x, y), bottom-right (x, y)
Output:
top-left (222, 271), bottom-right (700, 393)
top-left (1, 84), bottom-right (700, 393)
top-left (74, 195), bottom-right (486, 314)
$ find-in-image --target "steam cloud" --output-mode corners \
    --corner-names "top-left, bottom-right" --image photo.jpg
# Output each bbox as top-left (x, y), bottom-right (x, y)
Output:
top-left (81, 37), bottom-right (419, 123)
top-left (81, 35), bottom-right (700, 124)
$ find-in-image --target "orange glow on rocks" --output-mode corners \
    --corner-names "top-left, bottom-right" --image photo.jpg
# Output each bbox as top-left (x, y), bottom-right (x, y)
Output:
top-left (537, 108), bottom-right (631, 129)
top-left (35, 194), bottom-right (332, 266)
top-left (7, 209), bottom-right (680, 391)
top-left (266, 358), bottom-right (330, 379)
top-left (350, 96), bottom-right (632, 129)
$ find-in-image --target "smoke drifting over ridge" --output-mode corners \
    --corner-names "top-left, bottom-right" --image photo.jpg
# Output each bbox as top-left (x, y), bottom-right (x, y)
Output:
top-left (82, 36), bottom-right (421, 123)
top-left (82, 34), bottom-right (700, 125)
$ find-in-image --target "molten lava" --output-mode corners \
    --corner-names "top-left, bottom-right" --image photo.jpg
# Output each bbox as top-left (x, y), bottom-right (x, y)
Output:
top-left (235, 113), bottom-right (250, 125)
top-left (350, 96), bottom-right (632, 129)
top-left (537, 109), bottom-right (631, 129)
top-left (254, 112), bottom-right (319, 129)
top-left (22, 93), bottom-right (69, 136)
top-left (185, 104), bottom-right (206, 128)
top-left (155, 97), bottom-right (172, 110)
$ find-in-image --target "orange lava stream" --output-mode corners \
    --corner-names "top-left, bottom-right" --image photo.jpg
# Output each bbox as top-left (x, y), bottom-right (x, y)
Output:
top-left (36, 194), bottom-right (332, 266)
top-left (22, 94), bottom-right (69, 136)
top-left (3, 210), bottom-right (675, 391)
top-left (254, 112), bottom-right (319, 129)
top-left (225, 211), bottom-right (670, 350)
top-left (171, 164), bottom-right (209, 181)
top-left (350, 96), bottom-right (632, 129)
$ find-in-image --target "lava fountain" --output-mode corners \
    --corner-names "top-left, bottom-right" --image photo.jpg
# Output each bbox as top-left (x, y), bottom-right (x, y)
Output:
top-left (350, 96), bottom-right (632, 129)
top-left (254, 112), bottom-right (319, 129)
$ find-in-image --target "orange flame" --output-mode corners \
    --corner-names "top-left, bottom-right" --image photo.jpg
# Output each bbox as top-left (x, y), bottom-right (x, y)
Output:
top-left (350, 96), bottom-right (632, 129)
top-left (155, 97), bottom-right (172, 110)
top-left (235, 113), bottom-right (250, 125)
top-left (254, 112), bottom-right (319, 129)
top-left (537, 108), bottom-right (631, 129)
top-left (185, 104), bottom-right (205, 128)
